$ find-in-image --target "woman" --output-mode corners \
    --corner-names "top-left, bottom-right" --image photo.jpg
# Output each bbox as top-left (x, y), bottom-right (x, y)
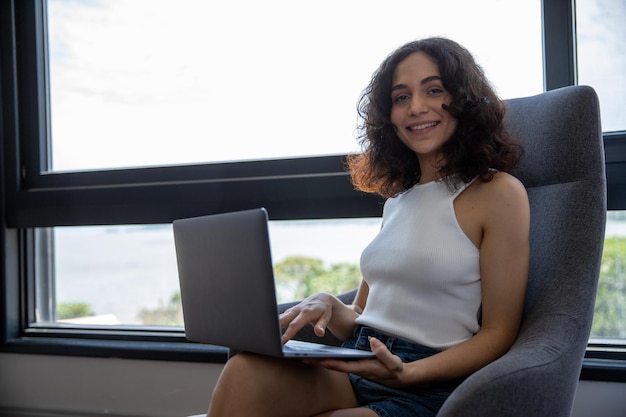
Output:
top-left (207, 37), bottom-right (529, 417)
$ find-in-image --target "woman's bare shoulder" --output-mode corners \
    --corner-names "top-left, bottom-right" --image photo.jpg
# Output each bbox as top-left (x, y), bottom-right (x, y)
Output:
top-left (475, 172), bottom-right (527, 201)
top-left (462, 172), bottom-right (529, 225)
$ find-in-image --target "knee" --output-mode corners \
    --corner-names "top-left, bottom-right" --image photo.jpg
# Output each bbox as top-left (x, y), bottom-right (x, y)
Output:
top-left (218, 352), bottom-right (278, 388)
top-left (225, 351), bottom-right (270, 373)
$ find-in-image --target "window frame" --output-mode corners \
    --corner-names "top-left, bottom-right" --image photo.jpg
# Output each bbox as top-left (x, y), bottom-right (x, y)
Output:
top-left (1, 0), bottom-right (625, 382)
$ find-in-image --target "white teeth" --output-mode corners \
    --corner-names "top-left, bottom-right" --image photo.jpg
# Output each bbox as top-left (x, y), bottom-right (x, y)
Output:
top-left (410, 122), bottom-right (438, 131)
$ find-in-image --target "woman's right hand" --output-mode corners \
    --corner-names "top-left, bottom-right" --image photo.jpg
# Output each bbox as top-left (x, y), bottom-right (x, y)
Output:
top-left (278, 293), bottom-right (336, 344)
top-left (279, 281), bottom-right (368, 343)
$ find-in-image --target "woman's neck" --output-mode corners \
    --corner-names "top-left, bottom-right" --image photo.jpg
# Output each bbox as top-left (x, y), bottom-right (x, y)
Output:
top-left (417, 153), bottom-right (445, 184)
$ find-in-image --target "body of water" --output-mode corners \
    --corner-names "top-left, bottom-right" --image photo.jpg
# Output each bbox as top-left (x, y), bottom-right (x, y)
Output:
top-left (54, 218), bottom-right (382, 324)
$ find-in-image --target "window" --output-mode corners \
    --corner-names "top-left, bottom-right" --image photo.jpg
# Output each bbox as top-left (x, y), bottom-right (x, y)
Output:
top-left (593, 211), bottom-right (626, 340)
top-left (29, 0), bottom-right (544, 333)
top-left (2, 0), bottom-right (625, 371)
top-left (576, 0), bottom-right (626, 132)
top-left (577, 1), bottom-right (626, 347)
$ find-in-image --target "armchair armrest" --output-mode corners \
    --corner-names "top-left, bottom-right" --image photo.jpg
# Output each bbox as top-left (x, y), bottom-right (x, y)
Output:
top-left (437, 313), bottom-right (586, 417)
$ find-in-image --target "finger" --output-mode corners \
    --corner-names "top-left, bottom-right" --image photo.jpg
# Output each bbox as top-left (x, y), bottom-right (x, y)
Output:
top-left (278, 307), bottom-right (299, 327)
top-left (280, 307), bottom-right (310, 343)
top-left (312, 310), bottom-right (332, 337)
top-left (281, 316), bottom-right (307, 344)
top-left (369, 337), bottom-right (403, 372)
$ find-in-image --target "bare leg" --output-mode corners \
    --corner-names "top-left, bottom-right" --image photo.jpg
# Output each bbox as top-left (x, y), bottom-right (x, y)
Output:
top-left (207, 352), bottom-right (361, 417)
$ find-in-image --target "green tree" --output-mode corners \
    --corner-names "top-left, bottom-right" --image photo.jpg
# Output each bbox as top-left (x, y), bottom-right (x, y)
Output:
top-left (274, 256), bottom-right (361, 302)
top-left (138, 292), bottom-right (184, 326)
top-left (592, 236), bottom-right (626, 338)
top-left (316, 262), bottom-right (362, 296)
top-left (274, 256), bottom-right (325, 301)
top-left (57, 302), bottom-right (94, 320)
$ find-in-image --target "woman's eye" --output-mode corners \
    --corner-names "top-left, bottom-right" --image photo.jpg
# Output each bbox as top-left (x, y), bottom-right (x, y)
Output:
top-left (427, 87), bottom-right (445, 95)
top-left (393, 94), bottom-right (410, 103)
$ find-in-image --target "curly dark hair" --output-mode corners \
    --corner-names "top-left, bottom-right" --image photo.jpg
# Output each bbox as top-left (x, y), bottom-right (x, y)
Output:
top-left (347, 37), bottom-right (523, 198)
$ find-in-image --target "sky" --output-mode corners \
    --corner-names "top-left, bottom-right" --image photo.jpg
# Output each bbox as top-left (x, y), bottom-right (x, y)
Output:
top-left (46, 0), bottom-right (544, 172)
top-left (576, 0), bottom-right (626, 133)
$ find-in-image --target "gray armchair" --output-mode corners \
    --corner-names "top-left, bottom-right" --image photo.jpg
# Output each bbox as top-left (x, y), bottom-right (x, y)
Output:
top-left (193, 85), bottom-right (607, 416)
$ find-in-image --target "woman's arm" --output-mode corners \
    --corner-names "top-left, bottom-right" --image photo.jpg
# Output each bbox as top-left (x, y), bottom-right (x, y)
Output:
top-left (351, 279), bottom-right (370, 314)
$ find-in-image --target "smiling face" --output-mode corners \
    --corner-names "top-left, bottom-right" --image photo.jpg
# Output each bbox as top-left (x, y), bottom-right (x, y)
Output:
top-left (390, 51), bottom-right (457, 180)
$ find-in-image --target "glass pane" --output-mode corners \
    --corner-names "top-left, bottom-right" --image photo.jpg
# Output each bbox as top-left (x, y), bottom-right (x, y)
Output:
top-left (37, 218), bottom-right (381, 327)
top-left (576, 0), bottom-right (626, 132)
top-left (592, 211), bottom-right (626, 340)
top-left (38, 212), bottom-right (626, 337)
top-left (46, 0), bottom-right (542, 172)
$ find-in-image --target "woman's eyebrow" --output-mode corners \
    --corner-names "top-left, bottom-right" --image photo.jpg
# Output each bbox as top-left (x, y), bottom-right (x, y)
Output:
top-left (420, 75), bottom-right (442, 85)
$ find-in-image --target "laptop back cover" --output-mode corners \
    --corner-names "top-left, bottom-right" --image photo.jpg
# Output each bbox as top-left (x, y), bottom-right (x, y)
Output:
top-left (173, 208), bottom-right (284, 357)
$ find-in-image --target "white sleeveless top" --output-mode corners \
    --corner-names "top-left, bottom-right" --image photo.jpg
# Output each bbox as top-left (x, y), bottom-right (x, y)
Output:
top-left (355, 178), bottom-right (481, 349)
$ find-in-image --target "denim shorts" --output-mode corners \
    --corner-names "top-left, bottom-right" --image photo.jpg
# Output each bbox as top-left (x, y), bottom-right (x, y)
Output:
top-left (342, 326), bottom-right (459, 417)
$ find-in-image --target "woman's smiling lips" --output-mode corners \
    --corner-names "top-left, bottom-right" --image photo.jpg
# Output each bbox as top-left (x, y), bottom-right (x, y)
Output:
top-left (407, 121), bottom-right (440, 132)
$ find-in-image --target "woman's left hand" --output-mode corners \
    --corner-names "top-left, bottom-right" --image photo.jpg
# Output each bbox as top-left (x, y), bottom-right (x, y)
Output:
top-left (305, 337), bottom-right (408, 388)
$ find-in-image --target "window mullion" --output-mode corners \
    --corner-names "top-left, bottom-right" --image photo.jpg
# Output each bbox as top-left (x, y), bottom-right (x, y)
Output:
top-left (542, 0), bottom-right (577, 90)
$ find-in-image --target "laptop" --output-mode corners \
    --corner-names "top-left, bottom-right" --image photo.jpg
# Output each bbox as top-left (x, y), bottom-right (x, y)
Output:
top-left (173, 207), bottom-right (375, 359)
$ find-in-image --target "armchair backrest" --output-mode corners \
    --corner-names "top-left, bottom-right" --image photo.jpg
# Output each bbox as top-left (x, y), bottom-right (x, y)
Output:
top-left (438, 85), bottom-right (606, 416)
top-left (509, 85), bottom-right (606, 323)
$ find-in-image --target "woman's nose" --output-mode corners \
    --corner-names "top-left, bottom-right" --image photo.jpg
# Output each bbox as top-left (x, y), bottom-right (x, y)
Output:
top-left (409, 96), bottom-right (428, 116)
